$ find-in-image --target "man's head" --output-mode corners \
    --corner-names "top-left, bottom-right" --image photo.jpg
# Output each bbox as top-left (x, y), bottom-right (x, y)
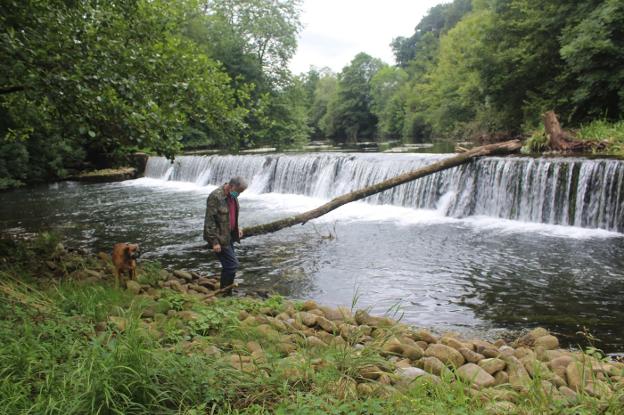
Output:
top-left (227, 176), bottom-right (248, 197)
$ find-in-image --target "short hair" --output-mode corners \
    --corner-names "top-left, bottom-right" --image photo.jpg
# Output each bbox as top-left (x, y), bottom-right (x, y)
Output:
top-left (229, 176), bottom-right (248, 190)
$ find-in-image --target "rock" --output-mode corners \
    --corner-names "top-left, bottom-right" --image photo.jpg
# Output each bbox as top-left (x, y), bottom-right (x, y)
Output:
top-left (256, 324), bottom-right (279, 339)
top-left (306, 336), bottom-right (327, 348)
top-left (485, 401), bottom-right (517, 415)
top-left (301, 300), bottom-right (318, 311)
top-left (543, 349), bottom-right (566, 361)
top-left (177, 310), bottom-right (200, 321)
top-left (558, 385), bottom-right (577, 402)
top-left (456, 363), bottom-right (496, 389)
top-left (395, 359), bottom-right (412, 369)
top-left (425, 344), bottom-right (465, 368)
top-left (126, 280), bottom-right (142, 295)
top-left (357, 383), bottom-right (375, 397)
top-left (382, 338), bottom-right (404, 355)
top-left (108, 316), bottom-right (127, 332)
top-left (277, 342), bottom-right (296, 355)
top-left (141, 307), bottom-right (155, 319)
top-left (46, 260), bottom-right (57, 271)
top-left (459, 347), bottom-right (484, 364)
top-left (494, 370), bottom-right (509, 386)
top-left (498, 345), bottom-right (515, 357)
top-left (196, 277), bottom-right (217, 290)
top-left (276, 312), bottom-right (291, 321)
top-left (534, 335), bottom-right (559, 350)
top-left (359, 365), bottom-right (383, 380)
top-left (584, 380), bottom-right (613, 399)
top-left (566, 361), bottom-right (590, 392)
top-left (173, 270), bottom-right (193, 281)
top-left (550, 355), bottom-right (574, 379)
top-left (503, 355), bottom-right (531, 392)
top-left (514, 327), bottom-right (550, 347)
top-left (319, 306), bottom-right (347, 321)
top-left (514, 347), bottom-right (535, 360)
top-left (84, 269), bottom-right (102, 279)
top-left (409, 329), bottom-right (438, 344)
top-left (316, 316), bottom-right (337, 333)
top-left (479, 358), bottom-right (506, 375)
top-left (441, 336), bottom-right (465, 351)
top-left (94, 321), bottom-right (107, 333)
top-left (246, 341), bottom-right (263, 354)
top-left (297, 312), bottom-right (318, 327)
top-left (354, 310), bottom-right (393, 327)
top-left (421, 356), bottom-right (450, 377)
top-left (394, 366), bottom-right (428, 383)
top-left (402, 344), bottom-right (425, 361)
top-left (169, 279), bottom-right (186, 293)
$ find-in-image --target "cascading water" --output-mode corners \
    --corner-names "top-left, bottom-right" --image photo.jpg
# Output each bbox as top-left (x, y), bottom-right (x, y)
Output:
top-left (145, 154), bottom-right (624, 232)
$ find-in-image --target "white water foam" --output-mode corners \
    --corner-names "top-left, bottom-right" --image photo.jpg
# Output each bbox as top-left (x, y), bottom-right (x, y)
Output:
top-left (121, 177), bottom-right (622, 240)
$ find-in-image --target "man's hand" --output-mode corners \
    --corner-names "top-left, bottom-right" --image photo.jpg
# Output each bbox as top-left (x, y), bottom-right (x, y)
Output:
top-left (212, 243), bottom-right (221, 253)
top-left (238, 228), bottom-right (244, 238)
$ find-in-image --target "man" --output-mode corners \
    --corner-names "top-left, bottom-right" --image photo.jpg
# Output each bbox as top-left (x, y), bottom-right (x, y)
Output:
top-left (203, 176), bottom-right (247, 294)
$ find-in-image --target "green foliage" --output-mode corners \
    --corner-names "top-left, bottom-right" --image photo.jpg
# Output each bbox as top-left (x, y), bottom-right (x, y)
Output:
top-left (1, 0), bottom-right (307, 185)
top-left (320, 53), bottom-right (384, 143)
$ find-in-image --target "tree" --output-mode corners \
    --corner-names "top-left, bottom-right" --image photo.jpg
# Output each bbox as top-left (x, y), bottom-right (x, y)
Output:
top-left (0, 0), bottom-right (246, 184)
top-left (370, 66), bottom-right (408, 139)
top-left (559, 0), bottom-right (624, 121)
top-left (321, 53), bottom-right (384, 143)
top-left (202, 0), bottom-right (303, 87)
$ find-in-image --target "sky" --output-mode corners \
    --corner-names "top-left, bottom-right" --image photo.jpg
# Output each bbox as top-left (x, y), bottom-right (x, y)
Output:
top-left (289, 0), bottom-right (449, 75)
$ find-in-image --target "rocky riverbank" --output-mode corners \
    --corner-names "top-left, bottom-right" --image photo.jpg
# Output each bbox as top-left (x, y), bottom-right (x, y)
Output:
top-left (1, 235), bottom-right (623, 414)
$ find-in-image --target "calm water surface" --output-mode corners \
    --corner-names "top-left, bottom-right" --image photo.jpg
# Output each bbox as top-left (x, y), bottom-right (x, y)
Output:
top-left (2, 178), bottom-right (623, 351)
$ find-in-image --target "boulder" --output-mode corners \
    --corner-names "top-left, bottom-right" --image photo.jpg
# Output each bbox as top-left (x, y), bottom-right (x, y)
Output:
top-left (173, 270), bottom-right (193, 281)
top-left (301, 300), bottom-right (318, 311)
top-left (459, 347), bottom-right (484, 364)
top-left (425, 344), bottom-right (465, 367)
top-left (297, 312), bottom-right (318, 327)
top-left (534, 335), bottom-right (559, 350)
top-left (126, 280), bottom-right (141, 295)
top-left (402, 344), bottom-right (425, 361)
top-left (316, 316), bottom-right (337, 333)
top-left (479, 358), bottom-right (506, 375)
top-left (359, 365), bottom-right (383, 380)
top-left (513, 327), bottom-right (549, 347)
top-left (494, 370), bottom-right (510, 386)
top-left (566, 361), bottom-right (590, 392)
top-left (421, 356), bottom-right (450, 377)
top-left (394, 366), bottom-right (427, 384)
top-left (456, 363), bottom-right (496, 389)
top-left (409, 329), bottom-right (438, 344)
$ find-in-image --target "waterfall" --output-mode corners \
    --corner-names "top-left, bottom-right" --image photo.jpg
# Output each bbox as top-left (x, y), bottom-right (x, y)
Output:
top-left (144, 154), bottom-right (624, 232)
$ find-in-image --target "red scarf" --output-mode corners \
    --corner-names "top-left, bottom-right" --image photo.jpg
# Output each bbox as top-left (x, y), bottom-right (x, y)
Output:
top-left (227, 195), bottom-right (236, 230)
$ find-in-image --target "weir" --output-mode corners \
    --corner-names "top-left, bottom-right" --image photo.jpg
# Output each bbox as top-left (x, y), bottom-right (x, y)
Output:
top-left (145, 154), bottom-right (624, 233)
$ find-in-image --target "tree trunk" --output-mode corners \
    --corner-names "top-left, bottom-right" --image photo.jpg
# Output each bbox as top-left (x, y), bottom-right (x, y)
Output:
top-left (242, 139), bottom-right (522, 238)
top-left (542, 110), bottom-right (608, 152)
top-left (543, 111), bottom-right (580, 151)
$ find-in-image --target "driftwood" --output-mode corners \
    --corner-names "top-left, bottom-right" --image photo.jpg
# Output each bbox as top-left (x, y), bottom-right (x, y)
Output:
top-left (543, 111), bottom-right (606, 152)
top-left (241, 139), bottom-right (522, 238)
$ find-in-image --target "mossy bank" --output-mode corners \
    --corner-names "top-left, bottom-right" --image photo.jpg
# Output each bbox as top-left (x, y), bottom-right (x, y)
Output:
top-left (1, 235), bottom-right (623, 414)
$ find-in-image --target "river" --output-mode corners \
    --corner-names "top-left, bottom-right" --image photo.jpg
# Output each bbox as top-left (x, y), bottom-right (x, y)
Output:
top-left (2, 152), bottom-right (624, 351)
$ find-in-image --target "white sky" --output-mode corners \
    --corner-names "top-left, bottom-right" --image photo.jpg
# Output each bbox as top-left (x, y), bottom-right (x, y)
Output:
top-left (289, 0), bottom-right (449, 75)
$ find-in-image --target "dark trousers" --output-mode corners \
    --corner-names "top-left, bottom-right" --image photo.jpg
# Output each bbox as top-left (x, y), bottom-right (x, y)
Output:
top-left (215, 243), bottom-right (239, 291)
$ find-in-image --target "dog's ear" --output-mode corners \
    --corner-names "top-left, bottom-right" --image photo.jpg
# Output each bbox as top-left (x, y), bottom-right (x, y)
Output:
top-left (124, 246), bottom-right (131, 260)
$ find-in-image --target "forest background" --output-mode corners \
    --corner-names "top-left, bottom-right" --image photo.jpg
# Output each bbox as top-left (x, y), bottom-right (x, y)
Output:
top-left (1, 0), bottom-right (623, 189)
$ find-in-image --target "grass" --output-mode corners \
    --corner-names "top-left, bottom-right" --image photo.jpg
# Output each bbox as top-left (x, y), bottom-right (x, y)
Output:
top-left (522, 118), bottom-right (624, 155)
top-left (1, 235), bottom-right (623, 414)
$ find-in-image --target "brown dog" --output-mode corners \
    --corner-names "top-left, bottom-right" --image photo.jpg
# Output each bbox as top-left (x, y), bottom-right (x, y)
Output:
top-left (112, 243), bottom-right (140, 284)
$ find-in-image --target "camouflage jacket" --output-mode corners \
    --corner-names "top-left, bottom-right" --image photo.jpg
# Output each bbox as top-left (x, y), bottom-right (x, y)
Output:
top-left (203, 186), bottom-right (240, 246)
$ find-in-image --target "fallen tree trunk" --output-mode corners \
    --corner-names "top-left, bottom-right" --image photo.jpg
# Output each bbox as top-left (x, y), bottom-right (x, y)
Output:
top-left (242, 139), bottom-right (522, 238)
